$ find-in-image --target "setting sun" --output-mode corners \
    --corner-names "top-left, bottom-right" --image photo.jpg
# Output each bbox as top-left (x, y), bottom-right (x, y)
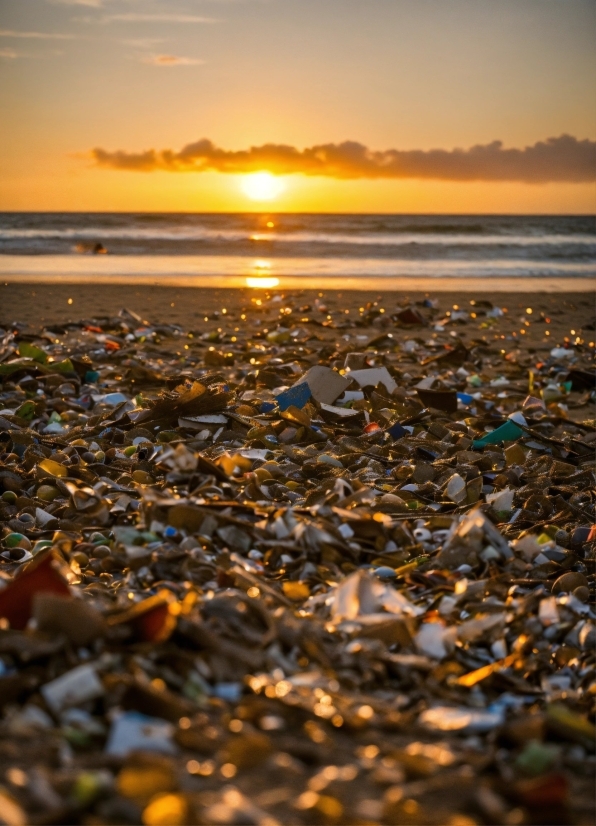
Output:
top-left (241, 172), bottom-right (285, 202)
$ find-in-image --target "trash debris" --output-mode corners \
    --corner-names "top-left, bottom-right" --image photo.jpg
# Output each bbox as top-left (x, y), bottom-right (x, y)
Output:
top-left (292, 365), bottom-right (351, 405)
top-left (106, 712), bottom-right (177, 757)
top-left (0, 292), bottom-right (594, 825)
top-left (41, 663), bottom-right (104, 713)
top-left (345, 365), bottom-right (397, 393)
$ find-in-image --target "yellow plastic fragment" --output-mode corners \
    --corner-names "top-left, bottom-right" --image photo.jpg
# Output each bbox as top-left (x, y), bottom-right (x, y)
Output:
top-left (282, 581), bottom-right (310, 601)
top-left (118, 765), bottom-right (176, 804)
top-left (393, 561), bottom-right (419, 578)
top-left (142, 793), bottom-right (188, 826)
top-left (282, 404), bottom-right (311, 427)
top-left (456, 654), bottom-right (517, 687)
top-left (38, 459), bottom-right (67, 478)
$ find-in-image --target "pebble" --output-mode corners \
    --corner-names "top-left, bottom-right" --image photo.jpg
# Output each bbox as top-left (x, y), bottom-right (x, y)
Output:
top-left (373, 566), bottom-right (397, 581)
top-left (552, 572), bottom-right (589, 594)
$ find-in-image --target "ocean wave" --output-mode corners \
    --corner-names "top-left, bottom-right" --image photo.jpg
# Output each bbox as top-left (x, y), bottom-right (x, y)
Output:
top-left (0, 227), bottom-right (594, 247)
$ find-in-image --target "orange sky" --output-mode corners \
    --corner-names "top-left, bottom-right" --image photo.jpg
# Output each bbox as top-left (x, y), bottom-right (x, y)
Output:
top-left (0, 0), bottom-right (594, 213)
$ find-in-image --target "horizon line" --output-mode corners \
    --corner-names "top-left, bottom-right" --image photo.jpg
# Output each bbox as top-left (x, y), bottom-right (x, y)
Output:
top-left (0, 209), bottom-right (594, 217)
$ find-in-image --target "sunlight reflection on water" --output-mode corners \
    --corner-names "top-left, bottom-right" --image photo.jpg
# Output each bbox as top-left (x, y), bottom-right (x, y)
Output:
top-left (246, 276), bottom-right (280, 288)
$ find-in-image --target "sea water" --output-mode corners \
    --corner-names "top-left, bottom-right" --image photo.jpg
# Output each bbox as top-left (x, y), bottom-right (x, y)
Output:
top-left (0, 212), bottom-right (594, 284)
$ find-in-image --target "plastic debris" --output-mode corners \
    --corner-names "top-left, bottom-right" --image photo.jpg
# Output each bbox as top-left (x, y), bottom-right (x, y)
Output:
top-left (41, 663), bottom-right (104, 713)
top-left (292, 365), bottom-right (351, 404)
top-left (0, 292), bottom-right (594, 825)
top-left (106, 712), bottom-right (177, 757)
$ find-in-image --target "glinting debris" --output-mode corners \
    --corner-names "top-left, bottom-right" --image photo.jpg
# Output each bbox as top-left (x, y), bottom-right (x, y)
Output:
top-left (0, 292), bottom-right (594, 825)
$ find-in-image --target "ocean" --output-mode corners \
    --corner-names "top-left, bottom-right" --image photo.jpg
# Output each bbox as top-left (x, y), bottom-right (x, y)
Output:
top-left (0, 213), bottom-right (594, 286)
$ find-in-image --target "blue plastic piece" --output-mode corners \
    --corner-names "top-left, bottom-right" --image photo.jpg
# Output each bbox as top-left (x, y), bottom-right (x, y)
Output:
top-left (259, 401), bottom-right (276, 414)
top-left (274, 382), bottom-right (312, 412)
top-left (457, 392), bottom-right (474, 405)
top-left (103, 392), bottom-right (128, 406)
top-left (212, 682), bottom-right (242, 702)
top-left (84, 370), bottom-right (100, 383)
top-left (387, 421), bottom-right (407, 439)
top-left (164, 525), bottom-right (178, 538)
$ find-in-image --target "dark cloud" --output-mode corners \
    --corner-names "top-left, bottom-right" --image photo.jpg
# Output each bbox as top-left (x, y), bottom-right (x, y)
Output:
top-left (90, 135), bottom-right (596, 183)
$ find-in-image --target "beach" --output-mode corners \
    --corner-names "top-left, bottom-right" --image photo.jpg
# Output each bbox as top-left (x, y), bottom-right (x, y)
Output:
top-left (3, 0), bottom-right (595, 818)
top-left (2, 281), bottom-right (594, 333)
top-left (0, 275), bottom-right (594, 825)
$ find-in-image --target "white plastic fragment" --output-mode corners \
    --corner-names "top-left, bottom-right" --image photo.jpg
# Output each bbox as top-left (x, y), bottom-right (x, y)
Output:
top-left (35, 507), bottom-right (56, 528)
top-left (508, 411), bottom-right (527, 425)
top-left (344, 366), bottom-right (397, 394)
top-left (337, 390), bottom-right (365, 404)
top-left (415, 622), bottom-right (457, 659)
top-left (445, 473), bottom-right (466, 504)
top-left (105, 712), bottom-right (177, 757)
top-left (319, 402), bottom-right (361, 418)
top-left (420, 706), bottom-right (504, 732)
top-left (41, 664), bottom-right (104, 714)
top-left (539, 597), bottom-right (560, 627)
top-left (550, 347), bottom-right (574, 359)
top-left (512, 534), bottom-right (544, 561)
top-left (486, 487), bottom-right (514, 511)
top-left (180, 414), bottom-right (228, 424)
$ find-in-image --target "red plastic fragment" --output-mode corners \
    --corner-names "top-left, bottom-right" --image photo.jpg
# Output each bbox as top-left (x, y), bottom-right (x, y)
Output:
top-left (107, 591), bottom-right (177, 643)
top-left (514, 772), bottom-right (568, 807)
top-left (0, 552), bottom-right (70, 630)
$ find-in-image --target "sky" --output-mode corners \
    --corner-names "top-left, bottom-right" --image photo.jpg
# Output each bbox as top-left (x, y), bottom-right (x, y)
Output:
top-left (0, 0), bottom-right (595, 213)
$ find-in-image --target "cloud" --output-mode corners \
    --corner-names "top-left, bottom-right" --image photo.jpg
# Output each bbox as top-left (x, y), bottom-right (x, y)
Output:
top-left (102, 14), bottom-right (217, 23)
top-left (121, 37), bottom-right (164, 48)
top-left (144, 54), bottom-right (204, 66)
top-left (0, 29), bottom-right (75, 39)
top-left (51, 0), bottom-right (103, 6)
top-left (90, 135), bottom-right (596, 183)
top-left (0, 47), bottom-right (66, 60)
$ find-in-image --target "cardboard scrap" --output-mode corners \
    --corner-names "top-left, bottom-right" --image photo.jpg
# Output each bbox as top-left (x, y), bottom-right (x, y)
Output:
top-left (292, 365), bottom-right (351, 405)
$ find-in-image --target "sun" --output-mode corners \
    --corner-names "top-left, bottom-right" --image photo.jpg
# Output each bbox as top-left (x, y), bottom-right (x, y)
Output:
top-left (241, 171), bottom-right (285, 201)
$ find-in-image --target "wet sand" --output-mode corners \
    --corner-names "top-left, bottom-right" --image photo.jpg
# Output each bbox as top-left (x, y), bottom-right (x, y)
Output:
top-left (1, 283), bottom-right (594, 348)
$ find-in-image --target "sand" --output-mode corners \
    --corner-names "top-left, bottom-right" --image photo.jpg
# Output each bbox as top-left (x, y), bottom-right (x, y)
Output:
top-left (1, 284), bottom-right (594, 349)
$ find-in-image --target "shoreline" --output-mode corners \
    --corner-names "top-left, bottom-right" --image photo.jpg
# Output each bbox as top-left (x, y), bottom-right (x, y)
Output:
top-left (1, 273), bottom-right (594, 293)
